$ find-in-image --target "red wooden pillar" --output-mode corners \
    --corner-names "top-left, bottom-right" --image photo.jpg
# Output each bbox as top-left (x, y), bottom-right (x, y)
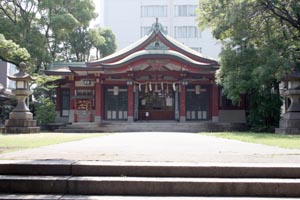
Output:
top-left (69, 79), bottom-right (76, 123)
top-left (89, 99), bottom-right (93, 122)
top-left (70, 81), bottom-right (75, 109)
top-left (212, 84), bottom-right (219, 122)
top-left (55, 87), bottom-right (61, 112)
top-left (127, 84), bottom-right (134, 122)
top-left (180, 84), bottom-right (186, 122)
top-left (95, 82), bottom-right (103, 123)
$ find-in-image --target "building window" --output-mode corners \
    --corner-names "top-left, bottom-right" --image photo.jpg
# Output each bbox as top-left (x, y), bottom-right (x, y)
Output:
top-left (7, 63), bottom-right (18, 89)
top-left (174, 26), bottom-right (201, 38)
top-left (191, 47), bottom-right (202, 53)
top-left (140, 26), bottom-right (168, 37)
top-left (174, 5), bottom-right (197, 17)
top-left (61, 90), bottom-right (70, 117)
top-left (76, 89), bottom-right (94, 96)
top-left (140, 26), bottom-right (152, 37)
top-left (141, 5), bottom-right (167, 17)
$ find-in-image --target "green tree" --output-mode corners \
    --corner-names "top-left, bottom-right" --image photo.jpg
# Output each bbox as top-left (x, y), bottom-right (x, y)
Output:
top-left (0, 34), bottom-right (30, 65)
top-left (197, 0), bottom-right (300, 130)
top-left (38, 0), bottom-right (96, 62)
top-left (0, 0), bottom-right (50, 72)
top-left (97, 28), bottom-right (117, 57)
top-left (32, 74), bottom-right (60, 101)
top-left (89, 28), bottom-right (105, 59)
top-left (34, 97), bottom-right (56, 125)
top-left (68, 27), bottom-right (92, 62)
top-left (0, 0), bottom-right (97, 71)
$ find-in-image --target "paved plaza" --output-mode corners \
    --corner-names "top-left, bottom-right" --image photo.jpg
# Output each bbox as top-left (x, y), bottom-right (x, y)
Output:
top-left (0, 132), bottom-right (300, 163)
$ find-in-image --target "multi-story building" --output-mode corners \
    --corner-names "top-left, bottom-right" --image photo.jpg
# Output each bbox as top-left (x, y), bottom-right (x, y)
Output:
top-left (0, 60), bottom-right (18, 91)
top-left (98, 0), bottom-right (221, 59)
top-left (0, 60), bottom-right (16, 120)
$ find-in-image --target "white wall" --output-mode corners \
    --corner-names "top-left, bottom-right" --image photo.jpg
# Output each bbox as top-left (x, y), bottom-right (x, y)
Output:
top-left (98, 0), bottom-right (222, 59)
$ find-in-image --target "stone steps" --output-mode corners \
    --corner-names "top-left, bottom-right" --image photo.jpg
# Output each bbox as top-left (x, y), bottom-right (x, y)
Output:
top-left (55, 122), bottom-right (247, 133)
top-left (0, 195), bottom-right (296, 200)
top-left (2, 161), bottom-right (300, 178)
top-left (1, 175), bottom-right (300, 197)
top-left (0, 161), bottom-right (300, 198)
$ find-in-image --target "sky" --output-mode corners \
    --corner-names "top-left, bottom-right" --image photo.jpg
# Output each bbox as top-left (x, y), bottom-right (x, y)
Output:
top-left (91, 0), bottom-right (101, 26)
top-left (93, 0), bottom-right (101, 13)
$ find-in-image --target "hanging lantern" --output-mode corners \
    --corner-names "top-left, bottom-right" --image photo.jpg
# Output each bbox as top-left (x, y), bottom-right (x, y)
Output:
top-left (195, 85), bottom-right (206, 94)
top-left (172, 83), bottom-right (176, 91)
top-left (113, 86), bottom-right (119, 95)
top-left (195, 85), bottom-right (201, 94)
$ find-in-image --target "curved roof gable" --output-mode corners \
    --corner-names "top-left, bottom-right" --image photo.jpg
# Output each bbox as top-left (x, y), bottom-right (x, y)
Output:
top-left (86, 20), bottom-right (219, 69)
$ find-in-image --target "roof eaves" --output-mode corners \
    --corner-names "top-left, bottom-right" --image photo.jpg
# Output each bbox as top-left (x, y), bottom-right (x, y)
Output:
top-left (101, 50), bottom-right (218, 70)
top-left (86, 30), bottom-right (157, 66)
top-left (158, 31), bottom-right (219, 64)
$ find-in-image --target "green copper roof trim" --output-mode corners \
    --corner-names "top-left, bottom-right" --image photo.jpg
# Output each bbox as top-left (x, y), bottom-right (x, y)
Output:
top-left (101, 50), bottom-right (216, 68)
top-left (49, 62), bottom-right (86, 70)
top-left (145, 40), bottom-right (169, 51)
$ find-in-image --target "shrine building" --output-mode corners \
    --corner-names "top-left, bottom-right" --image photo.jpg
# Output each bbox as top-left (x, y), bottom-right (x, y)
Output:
top-left (45, 21), bottom-right (246, 125)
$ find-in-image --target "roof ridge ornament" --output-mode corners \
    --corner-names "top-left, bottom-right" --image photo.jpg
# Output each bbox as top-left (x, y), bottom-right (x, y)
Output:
top-left (151, 18), bottom-right (166, 34)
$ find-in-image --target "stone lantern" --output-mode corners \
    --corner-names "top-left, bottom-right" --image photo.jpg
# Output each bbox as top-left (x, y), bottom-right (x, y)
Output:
top-left (275, 69), bottom-right (300, 135)
top-left (3, 62), bottom-right (40, 133)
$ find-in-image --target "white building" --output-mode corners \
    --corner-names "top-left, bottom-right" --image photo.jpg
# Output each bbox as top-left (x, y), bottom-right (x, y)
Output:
top-left (0, 59), bottom-right (18, 90)
top-left (98, 0), bottom-right (221, 59)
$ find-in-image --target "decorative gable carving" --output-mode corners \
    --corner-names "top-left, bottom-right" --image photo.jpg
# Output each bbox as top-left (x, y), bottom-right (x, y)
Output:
top-left (145, 40), bottom-right (169, 50)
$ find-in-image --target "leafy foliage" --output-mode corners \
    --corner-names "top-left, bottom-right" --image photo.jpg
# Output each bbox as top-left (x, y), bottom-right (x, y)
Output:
top-left (0, 34), bottom-right (30, 65)
top-left (0, 0), bottom-right (97, 71)
top-left (0, 99), bottom-right (16, 124)
top-left (0, 0), bottom-right (117, 70)
top-left (32, 74), bottom-right (60, 101)
top-left (68, 27), bottom-right (93, 62)
top-left (197, 0), bottom-right (300, 130)
top-left (97, 28), bottom-right (117, 57)
top-left (34, 97), bottom-right (56, 125)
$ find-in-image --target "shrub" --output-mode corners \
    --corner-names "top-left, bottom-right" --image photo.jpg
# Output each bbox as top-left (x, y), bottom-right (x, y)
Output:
top-left (0, 99), bottom-right (17, 124)
top-left (34, 97), bottom-right (56, 125)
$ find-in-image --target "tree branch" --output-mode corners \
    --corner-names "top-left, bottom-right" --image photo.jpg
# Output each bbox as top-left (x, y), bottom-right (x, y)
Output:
top-left (262, 0), bottom-right (300, 31)
top-left (0, 2), bottom-right (17, 24)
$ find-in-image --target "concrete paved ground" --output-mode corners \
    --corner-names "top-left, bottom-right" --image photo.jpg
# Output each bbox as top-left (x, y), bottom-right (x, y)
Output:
top-left (0, 195), bottom-right (295, 200)
top-left (0, 132), bottom-right (300, 163)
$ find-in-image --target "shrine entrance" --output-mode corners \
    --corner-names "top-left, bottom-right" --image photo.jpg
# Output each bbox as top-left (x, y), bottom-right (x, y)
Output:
top-left (105, 86), bottom-right (128, 120)
top-left (186, 85), bottom-right (210, 121)
top-left (138, 83), bottom-right (177, 120)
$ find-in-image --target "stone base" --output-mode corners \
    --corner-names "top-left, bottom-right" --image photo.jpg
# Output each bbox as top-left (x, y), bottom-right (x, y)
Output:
top-left (212, 116), bottom-right (219, 122)
top-left (94, 116), bottom-right (102, 124)
top-left (275, 128), bottom-right (300, 135)
top-left (179, 116), bottom-right (186, 123)
top-left (281, 112), bottom-right (300, 120)
top-left (2, 127), bottom-right (40, 134)
top-left (127, 116), bottom-right (134, 123)
top-left (9, 111), bottom-right (33, 120)
top-left (280, 118), bottom-right (300, 128)
top-left (3, 119), bottom-right (40, 134)
top-left (276, 111), bottom-right (300, 134)
top-left (5, 119), bottom-right (37, 127)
